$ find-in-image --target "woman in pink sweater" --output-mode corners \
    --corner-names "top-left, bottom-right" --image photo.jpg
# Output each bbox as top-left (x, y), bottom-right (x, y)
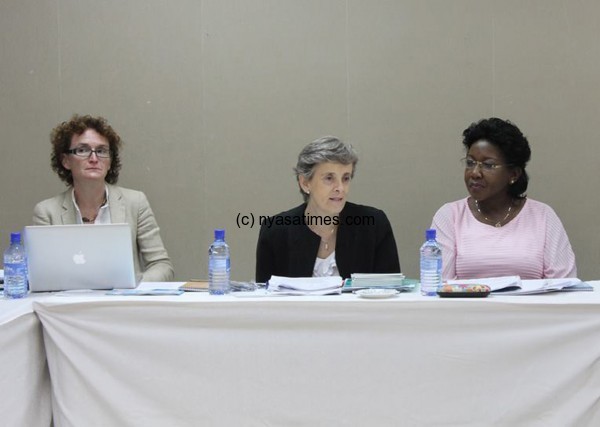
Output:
top-left (431, 118), bottom-right (577, 280)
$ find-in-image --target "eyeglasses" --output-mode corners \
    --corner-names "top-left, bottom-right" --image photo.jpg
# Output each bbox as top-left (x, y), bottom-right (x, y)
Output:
top-left (66, 146), bottom-right (111, 158)
top-left (461, 157), bottom-right (510, 172)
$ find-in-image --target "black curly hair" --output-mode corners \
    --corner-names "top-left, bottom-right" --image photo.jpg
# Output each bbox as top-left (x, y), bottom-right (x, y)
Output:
top-left (462, 117), bottom-right (531, 198)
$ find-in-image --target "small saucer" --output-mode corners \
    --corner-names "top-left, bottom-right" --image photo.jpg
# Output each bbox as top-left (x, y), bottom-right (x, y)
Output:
top-left (355, 288), bottom-right (399, 299)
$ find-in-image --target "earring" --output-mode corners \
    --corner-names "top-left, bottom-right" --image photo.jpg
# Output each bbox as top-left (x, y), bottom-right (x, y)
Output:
top-left (510, 180), bottom-right (515, 184)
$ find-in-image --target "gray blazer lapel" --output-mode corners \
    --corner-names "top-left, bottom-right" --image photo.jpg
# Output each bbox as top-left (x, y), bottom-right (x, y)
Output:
top-left (108, 185), bottom-right (127, 223)
top-left (60, 190), bottom-right (78, 224)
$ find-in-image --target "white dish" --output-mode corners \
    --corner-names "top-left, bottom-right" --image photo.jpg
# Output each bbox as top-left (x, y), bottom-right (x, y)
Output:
top-left (355, 288), bottom-right (399, 299)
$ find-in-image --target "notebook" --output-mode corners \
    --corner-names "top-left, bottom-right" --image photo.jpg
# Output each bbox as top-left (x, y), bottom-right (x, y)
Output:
top-left (25, 224), bottom-right (138, 292)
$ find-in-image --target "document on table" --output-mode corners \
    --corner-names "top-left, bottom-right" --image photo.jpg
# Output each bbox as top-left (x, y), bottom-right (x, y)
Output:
top-left (495, 279), bottom-right (593, 295)
top-left (179, 281), bottom-right (209, 292)
top-left (267, 276), bottom-right (343, 295)
top-left (447, 276), bottom-right (593, 295)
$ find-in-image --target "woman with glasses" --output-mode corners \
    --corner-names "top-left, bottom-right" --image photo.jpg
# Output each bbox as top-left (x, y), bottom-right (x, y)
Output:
top-left (255, 136), bottom-right (401, 283)
top-left (32, 114), bottom-right (174, 282)
top-left (431, 117), bottom-right (576, 280)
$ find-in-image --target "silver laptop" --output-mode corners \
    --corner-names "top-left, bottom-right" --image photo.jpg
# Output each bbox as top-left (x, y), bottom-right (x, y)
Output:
top-left (25, 224), bottom-right (138, 292)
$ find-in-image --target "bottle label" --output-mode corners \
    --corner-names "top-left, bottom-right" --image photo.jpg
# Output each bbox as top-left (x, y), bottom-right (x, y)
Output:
top-left (4, 262), bottom-right (27, 280)
top-left (420, 258), bottom-right (442, 271)
top-left (4, 262), bottom-right (28, 297)
top-left (420, 258), bottom-right (442, 288)
top-left (208, 256), bottom-right (230, 295)
top-left (209, 258), bottom-right (230, 272)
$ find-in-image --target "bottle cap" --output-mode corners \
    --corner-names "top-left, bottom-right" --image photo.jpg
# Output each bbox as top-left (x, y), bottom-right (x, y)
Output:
top-left (214, 229), bottom-right (225, 240)
top-left (425, 229), bottom-right (436, 240)
top-left (10, 232), bottom-right (21, 244)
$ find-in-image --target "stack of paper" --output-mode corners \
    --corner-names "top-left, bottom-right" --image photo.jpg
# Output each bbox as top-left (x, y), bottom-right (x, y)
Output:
top-left (343, 273), bottom-right (413, 291)
top-left (447, 276), bottom-right (594, 295)
top-left (495, 279), bottom-right (593, 295)
top-left (267, 276), bottom-right (343, 295)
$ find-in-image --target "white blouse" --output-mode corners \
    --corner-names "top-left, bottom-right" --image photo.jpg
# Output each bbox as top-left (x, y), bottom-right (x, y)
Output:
top-left (71, 187), bottom-right (111, 225)
top-left (313, 251), bottom-right (339, 277)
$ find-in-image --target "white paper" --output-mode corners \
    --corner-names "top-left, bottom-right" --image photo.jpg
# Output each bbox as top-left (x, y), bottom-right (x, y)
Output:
top-left (447, 276), bottom-right (593, 295)
top-left (268, 276), bottom-right (343, 295)
top-left (498, 279), bottom-right (593, 295)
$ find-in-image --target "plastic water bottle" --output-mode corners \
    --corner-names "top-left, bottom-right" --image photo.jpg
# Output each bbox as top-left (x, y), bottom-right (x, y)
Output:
top-left (420, 229), bottom-right (442, 296)
top-left (208, 229), bottom-right (230, 295)
top-left (3, 232), bottom-right (28, 299)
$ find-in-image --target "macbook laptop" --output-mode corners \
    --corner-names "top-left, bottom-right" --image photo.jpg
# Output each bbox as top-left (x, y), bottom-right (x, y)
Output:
top-left (25, 224), bottom-right (139, 292)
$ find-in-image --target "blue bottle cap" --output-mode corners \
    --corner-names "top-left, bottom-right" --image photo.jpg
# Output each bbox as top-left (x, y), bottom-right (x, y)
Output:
top-left (10, 232), bottom-right (21, 244)
top-left (425, 229), bottom-right (436, 240)
top-left (214, 229), bottom-right (225, 240)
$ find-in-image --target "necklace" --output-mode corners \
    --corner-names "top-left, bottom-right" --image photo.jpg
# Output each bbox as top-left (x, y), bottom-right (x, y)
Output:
top-left (82, 214), bottom-right (98, 223)
top-left (474, 199), bottom-right (513, 227)
top-left (309, 225), bottom-right (336, 250)
top-left (82, 194), bottom-right (107, 223)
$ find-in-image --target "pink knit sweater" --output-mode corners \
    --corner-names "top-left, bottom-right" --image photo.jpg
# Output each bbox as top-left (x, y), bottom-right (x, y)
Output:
top-left (431, 198), bottom-right (577, 280)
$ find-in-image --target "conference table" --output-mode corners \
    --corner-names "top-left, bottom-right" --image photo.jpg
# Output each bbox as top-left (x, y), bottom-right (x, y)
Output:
top-left (27, 280), bottom-right (600, 426)
top-left (0, 294), bottom-right (52, 427)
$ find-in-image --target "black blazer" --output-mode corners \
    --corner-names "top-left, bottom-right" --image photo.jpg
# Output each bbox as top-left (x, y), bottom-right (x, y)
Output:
top-left (255, 202), bottom-right (401, 282)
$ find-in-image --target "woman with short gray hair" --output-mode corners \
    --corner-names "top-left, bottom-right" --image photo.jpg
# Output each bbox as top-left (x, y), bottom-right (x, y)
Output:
top-left (256, 136), bottom-right (400, 282)
top-left (294, 136), bottom-right (358, 201)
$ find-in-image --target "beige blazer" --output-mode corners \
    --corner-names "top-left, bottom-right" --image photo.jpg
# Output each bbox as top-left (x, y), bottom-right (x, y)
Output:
top-left (32, 184), bottom-right (174, 282)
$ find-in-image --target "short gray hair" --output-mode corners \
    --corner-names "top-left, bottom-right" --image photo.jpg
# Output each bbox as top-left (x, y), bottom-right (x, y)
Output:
top-left (294, 136), bottom-right (359, 201)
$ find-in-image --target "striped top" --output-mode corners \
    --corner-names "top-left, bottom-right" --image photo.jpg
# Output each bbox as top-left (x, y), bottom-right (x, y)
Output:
top-left (431, 198), bottom-right (577, 280)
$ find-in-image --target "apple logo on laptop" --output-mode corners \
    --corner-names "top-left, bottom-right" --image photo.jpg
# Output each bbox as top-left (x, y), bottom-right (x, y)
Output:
top-left (72, 251), bottom-right (86, 265)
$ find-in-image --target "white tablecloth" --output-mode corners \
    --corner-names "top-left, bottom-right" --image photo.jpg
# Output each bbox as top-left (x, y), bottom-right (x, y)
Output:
top-left (0, 296), bottom-right (52, 427)
top-left (34, 281), bottom-right (600, 427)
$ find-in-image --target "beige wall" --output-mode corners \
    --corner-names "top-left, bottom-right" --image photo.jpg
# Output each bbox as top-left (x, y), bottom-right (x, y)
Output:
top-left (1, 0), bottom-right (599, 281)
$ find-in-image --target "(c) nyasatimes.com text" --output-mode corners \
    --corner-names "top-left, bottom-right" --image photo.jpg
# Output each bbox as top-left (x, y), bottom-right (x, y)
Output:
top-left (235, 213), bottom-right (375, 229)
